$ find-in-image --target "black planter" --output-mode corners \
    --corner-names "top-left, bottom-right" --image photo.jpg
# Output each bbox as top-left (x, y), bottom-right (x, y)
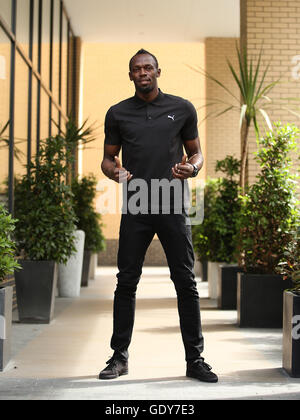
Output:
top-left (201, 260), bottom-right (208, 282)
top-left (15, 261), bottom-right (57, 324)
top-left (217, 264), bottom-right (242, 310)
top-left (81, 251), bottom-right (92, 288)
top-left (283, 291), bottom-right (300, 378)
top-left (237, 273), bottom-right (293, 328)
top-left (0, 286), bottom-right (13, 371)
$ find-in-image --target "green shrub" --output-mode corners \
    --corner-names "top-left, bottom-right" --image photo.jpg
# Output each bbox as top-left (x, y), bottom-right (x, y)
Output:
top-left (0, 204), bottom-right (20, 282)
top-left (14, 136), bottom-right (77, 263)
top-left (276, 226), bottom-right (300, 294)
top-left (71, 175), bottom-right (106, 253)
top-left (237, 123), bottom-right (299, 274)
top-left (192, 155), bottom-right (241, 263)
top-left (192, 178), bottom-right (218, 262)
top-left (213, 156), bottom-right (241, 262)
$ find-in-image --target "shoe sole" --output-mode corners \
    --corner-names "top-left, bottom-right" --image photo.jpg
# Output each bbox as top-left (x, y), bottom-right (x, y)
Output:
top-left (186, 372), bottom-right (218, 383)
top-left (99, 370), bottom-right (128, 380)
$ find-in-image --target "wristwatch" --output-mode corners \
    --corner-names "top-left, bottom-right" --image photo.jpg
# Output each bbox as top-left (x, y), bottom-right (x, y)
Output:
top-left (191, 164), bottom-right (199, 178)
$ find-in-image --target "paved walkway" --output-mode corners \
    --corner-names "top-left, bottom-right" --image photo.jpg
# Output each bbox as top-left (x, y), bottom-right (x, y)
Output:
top-left (0, 266), bottom-right (299, 400)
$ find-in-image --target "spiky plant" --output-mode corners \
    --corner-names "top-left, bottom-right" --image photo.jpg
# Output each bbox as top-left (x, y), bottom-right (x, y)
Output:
top-left (189, 44), bottom-right (279, 194)
top-left (53, 116), bottom-right (98, 186)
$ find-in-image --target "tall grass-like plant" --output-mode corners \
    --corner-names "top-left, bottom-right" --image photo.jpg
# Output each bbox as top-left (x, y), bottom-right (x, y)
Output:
top-left (237, 123), bottom-right (299, 274)
top-left (55, 116), bottom-right (97, 186)
top-left (189, 45), bottom-right (279, 194)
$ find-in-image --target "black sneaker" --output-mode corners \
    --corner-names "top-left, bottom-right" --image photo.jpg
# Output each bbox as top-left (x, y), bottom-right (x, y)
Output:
top-left (186, 359), bottom-right (218, 383)
top-left (99, 357), bottom-right (128, 380)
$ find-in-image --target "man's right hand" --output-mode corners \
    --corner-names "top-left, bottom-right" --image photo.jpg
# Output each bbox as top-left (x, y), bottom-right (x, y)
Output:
top-left (112, 156), bottom-right (133, 183)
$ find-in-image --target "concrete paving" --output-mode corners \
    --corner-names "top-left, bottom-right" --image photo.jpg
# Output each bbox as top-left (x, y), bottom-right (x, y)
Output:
top-left (0, 266), bottom-right (299, 400)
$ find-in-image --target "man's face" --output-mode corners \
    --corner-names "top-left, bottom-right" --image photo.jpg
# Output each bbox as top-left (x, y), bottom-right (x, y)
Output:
top-left (129, 54), bottom-right (161, 94)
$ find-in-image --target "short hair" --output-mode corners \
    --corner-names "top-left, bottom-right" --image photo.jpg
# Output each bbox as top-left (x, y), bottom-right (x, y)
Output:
top-left (129, 49), bottom-right (159, 71)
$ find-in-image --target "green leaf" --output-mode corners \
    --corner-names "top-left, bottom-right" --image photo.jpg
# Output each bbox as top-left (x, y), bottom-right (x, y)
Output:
top-left (259, 109), bottom-right (273, 131)
top-left (240, 104), bottom-right (248, 130)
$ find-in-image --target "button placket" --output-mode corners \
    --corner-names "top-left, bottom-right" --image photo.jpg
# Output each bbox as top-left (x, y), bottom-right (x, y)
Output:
top-left (146, 105), bottom-right (152, 121)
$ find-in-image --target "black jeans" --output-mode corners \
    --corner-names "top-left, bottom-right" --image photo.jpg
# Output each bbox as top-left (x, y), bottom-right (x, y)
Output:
top-left (110, 213), bottom-right (204, 363)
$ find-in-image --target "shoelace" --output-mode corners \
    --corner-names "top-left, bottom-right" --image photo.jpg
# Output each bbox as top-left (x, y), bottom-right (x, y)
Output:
top-left (193, 360), bottom-right (212, 371)
top-left (106, 356), bottom-right (127, 367)
top-left (106, 357), bottom-right (117, 365)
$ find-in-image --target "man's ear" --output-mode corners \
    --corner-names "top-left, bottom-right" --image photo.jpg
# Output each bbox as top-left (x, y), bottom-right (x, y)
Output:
top-left (157, 68), bottom-right (161, 78)
top-left (129, 71), bottom-right (133, 81)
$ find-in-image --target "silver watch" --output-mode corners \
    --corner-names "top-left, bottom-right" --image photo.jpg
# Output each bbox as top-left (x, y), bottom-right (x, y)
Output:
top-left (191, 164), bottom-right (199, 178)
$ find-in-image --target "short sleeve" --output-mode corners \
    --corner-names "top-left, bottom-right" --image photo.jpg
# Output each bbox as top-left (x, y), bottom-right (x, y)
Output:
top-left (104, 107), bottom-right (122, 145)
top-left (181, 100), bottom-right (199, 141)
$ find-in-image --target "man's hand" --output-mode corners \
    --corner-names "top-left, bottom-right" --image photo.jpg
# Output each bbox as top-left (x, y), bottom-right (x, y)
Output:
top-left (112, 156), bottom-right (133, 183)
top-left (172, 155), bottom-right (194, 179)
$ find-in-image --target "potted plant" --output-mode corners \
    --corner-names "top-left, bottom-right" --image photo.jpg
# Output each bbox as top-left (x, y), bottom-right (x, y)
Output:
top-left (0, 204), bottom-right (20, 371)
top-left (57, 229), bottom-right (85, 298)
top-left (14, 135), bottom-right (77, 323)
top-left (71, 175), bottom-right (106, 287)
top-left (278, 227), bottom-right (300, 377)
top-left (213, 156), bottom-right (243, 310)
top-left (192, 178), bottom-right (224, 298)
top-left (189, 44), bottom-right (279, 195)
top-left (236, 123), bottom-right (299, 328)
top-left (192, 156), bottom-right (241, 302)
top-left (57, 117), bottom-right (97, 296)
top-left (192, 178), bottom-right (218, 286)
top-left (55, 116), bottom-right (97, 186)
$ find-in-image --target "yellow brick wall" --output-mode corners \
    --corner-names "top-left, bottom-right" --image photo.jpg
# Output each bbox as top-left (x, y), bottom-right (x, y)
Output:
top-left (205, 38), bottom-right (241, 178)
top-left (241, 0), bottom-right (300, 183)
top-left (81, 43), bottom-right (206, 240)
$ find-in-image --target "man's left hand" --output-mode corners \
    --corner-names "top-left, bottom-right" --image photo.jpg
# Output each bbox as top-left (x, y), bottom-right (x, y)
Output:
top-left (172, 155), bottom-right (194, 179)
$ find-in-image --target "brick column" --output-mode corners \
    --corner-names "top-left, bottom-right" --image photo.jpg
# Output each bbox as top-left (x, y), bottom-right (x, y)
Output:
top-left (205, 38), bottom-right (240, 178)
top-left (240, 0), bottom-right (300, 183)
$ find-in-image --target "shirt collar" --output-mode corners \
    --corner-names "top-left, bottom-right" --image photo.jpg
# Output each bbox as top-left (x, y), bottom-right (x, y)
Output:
top-left (133, 89), bottom-right (164, 106)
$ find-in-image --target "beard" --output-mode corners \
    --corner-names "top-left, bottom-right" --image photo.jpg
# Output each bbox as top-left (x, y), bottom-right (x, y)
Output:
top-left (135, 83), bottom-right (155, 94)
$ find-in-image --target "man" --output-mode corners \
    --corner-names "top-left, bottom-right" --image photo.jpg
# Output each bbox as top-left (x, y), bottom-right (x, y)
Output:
top-left (99, 49), bottom-right (218, 383)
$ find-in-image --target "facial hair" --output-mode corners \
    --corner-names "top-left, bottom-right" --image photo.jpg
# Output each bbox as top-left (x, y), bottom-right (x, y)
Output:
top-left (135, 83), bottom-right (156, 94)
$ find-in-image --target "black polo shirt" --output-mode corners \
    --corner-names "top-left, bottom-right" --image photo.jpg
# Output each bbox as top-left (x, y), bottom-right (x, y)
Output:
top-left (104, 90), bottom-right (199, 213)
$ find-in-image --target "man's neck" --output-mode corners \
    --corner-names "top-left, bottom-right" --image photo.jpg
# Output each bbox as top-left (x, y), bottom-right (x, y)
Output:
top-left (135, 87), bottom-right (159, 103)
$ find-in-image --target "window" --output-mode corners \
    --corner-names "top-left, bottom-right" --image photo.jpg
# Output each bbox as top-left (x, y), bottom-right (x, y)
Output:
top-left (0, 0), bottom-right (76, 213)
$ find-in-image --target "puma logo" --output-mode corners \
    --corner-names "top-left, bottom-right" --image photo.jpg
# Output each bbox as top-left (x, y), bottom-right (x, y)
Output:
top-left (168, 114), bottom-right (175, 121)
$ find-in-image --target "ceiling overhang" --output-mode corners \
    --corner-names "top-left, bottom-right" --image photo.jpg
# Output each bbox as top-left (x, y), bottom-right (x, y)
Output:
top-left (64, 0), bottom-right (240, 43)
